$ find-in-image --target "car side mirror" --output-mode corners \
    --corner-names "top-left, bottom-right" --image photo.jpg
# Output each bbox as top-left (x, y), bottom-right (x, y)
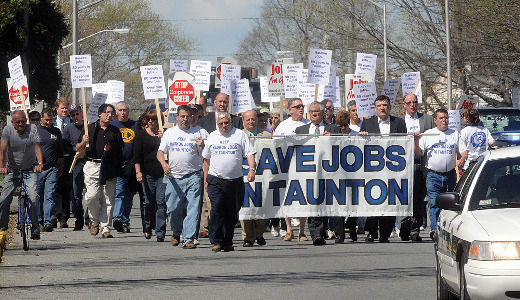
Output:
top-left (436, 192), bottom-right (462, 211)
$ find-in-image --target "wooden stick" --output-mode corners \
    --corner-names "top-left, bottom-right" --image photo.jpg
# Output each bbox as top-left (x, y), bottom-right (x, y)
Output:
top-left (81, 87), bottom-right (89, 148)
top-left (155, 98), bottom-right (164, 132)
top-left (279, 100), bottom-right (284, 122)
top-left (19, 87), bottom-right (29, 124)
top-left (195, 90), bottom-right (201, 104)
top-left (314, 84), bottom-right (319, 101)
top-left (228, 93), bottom-right (233, 114)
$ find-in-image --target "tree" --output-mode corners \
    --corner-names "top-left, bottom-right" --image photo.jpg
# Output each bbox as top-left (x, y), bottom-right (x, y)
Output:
top-left (56, 0), bottom-right (196, 114)
top-left (0, 0), bottom-right (68, 113)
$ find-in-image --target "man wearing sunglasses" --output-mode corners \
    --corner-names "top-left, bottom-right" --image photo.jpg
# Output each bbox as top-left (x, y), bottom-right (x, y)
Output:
top-left (321, 99), bottom-right (336, 125)
top-left (62, 105), bottom-right (87, 230)
top-left (399, 93), bottom-right (434, 242)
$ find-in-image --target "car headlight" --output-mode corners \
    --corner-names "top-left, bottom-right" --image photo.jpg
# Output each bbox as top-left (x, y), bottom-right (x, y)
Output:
top-left (469, 241), bottom-right (520, 260)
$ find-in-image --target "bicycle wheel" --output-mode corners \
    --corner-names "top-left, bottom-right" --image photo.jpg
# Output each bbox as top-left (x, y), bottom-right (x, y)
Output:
top-left (19, 197), bottom-right (29, 251)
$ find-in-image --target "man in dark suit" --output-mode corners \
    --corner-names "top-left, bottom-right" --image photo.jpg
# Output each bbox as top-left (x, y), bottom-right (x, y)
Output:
top-left (198, 93), bottom-right (242, 133)
top-left (295, 101), bottom-right (340, 246)
top-left (399, 93), bottom-right (435, 242)
top-left (360, 95), bottom-right (407, 243)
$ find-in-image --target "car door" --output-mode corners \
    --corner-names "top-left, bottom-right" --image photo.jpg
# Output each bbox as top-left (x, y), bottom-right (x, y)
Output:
top-left (439, 159), bottom-right (481, 288)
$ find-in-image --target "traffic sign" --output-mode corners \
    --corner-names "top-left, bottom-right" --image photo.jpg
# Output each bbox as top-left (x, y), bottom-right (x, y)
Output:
top-left (169, 79), bottom-right (194, 105)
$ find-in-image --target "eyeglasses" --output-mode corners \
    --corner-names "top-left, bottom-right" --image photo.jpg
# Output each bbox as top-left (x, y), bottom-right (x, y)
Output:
top-left (325, 106), bottom-right (333, 110)
top-left (339, 124), bottom-right (349, 128)
top-left (13, 120), bottom-right (26, 124)
top-left (148, 118), bottom-right (158, 121)
top-left (291, 104), bottom-right (304, 109)
top-left (405, 101), bottom-right (418, 105)
top-left (70, 112), bottom-right (80, 117)
top-left (217, 121), bottom-right (230, 126)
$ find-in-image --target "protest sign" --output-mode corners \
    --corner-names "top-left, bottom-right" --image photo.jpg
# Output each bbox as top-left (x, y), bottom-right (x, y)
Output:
top-left (6, 77), bottom-right (30, 112)
top-left (189, 60), bottom-right (211, 91)
top-left (7, 56), bottom-right (25, 89)
top-left (401, 72), bottom-right (422, 103)
top-left (307, 48), bottom-right (332, 85)
top-left (215, 57), bottom-right (237, 88)
top-left (344, 74), bottom-right (372, 103)
top-left (86, 92), bottom-right (108, 122)
top-left (105, 80), bottom-right (124, 104)
top-left (169, 59), bottom-right (188, 74)
top-left (260, 77), bottom-right (280, 102)
top-left (297, 69), bottom-right (324, 104)
top-left (232, 79), bottom-right (255, 114)
top-left (282, 63), bottom-right (303, 98)
top-left (140, 65), bottom-right (167, 99)
top-left (220, 64), bottom-right (241, 95)
top-left (448, 109), bottom-right (461, 131)
top-left (239, 135), bottom-right (413, 219)
top-left (323, 71), bottom-right (337, 102)
top-left (267, 62), bottom-right (284, 97)
top-left (382, 79), bottom-right (401, 106)
top-left (457, 94), bottom-right (477, 121)
top-left (92, 82), bottom-right (109, 98)
top-left (70, 55), bottom-right (93, 89)
top-left (334, 76), bottom-right (340, 107)
top-left (168, 72), bottom-right (195, 115)
top-left (355, 53), bottom-right (377, 80)
top-left (354, 81), bottom-right (377, 118)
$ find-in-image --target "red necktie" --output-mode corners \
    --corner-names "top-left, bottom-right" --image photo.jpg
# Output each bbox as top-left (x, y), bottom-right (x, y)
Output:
top-left (315, 125), bottom-right (320, 135)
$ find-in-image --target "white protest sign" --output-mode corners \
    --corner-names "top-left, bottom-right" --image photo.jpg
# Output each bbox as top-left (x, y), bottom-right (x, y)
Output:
top-left (140, 65), bottom-right (166, 99)
top-left (323, 71), bottom-right (337, 102)
top-left (91, 82), bottom-right (109, 98)
top-left (401, 72), bottom-right (422, 103)
top-left (232, 79), bottom-right (255, 114)
top-left (105, 80), bottom-right (125, 104)
top-left (189, 60), bottom-right (212, 91)
top-left (307, 48), bottom-right (332, 85)
top-left (6, 77), bottom-right (30, 112)
top-left (355, 53), bottom-right (377, 80)
top-left (70, 55), bottom-right (93, 88)
top-left (457, 94), bottom-right (477, 117)
top-left (220, 64), bottom-right (241, 95)
top-left (169, 60), bottom-right (188, 74)
top-left (354, 81), bottom-right (377, 118)
top-left (86, 93), bottom-right (108, 122)
top-left (167, 72), bottom-right (195, 115)
top-left (297, 69), bottom-right (324, 104)
top-left (282, 63), bottom-right (303, 98)
top-left (382, 79), bottom-right (401, 106)
top-left (260, 77), bottom-right (279, 102)
top-left (334, 76), bottom-right (341, 107)
top-left (239, 135), bottom-right (413, 219)
top-left (7, 56), bottom-right (25, 89)
top-left (448, 109), bottom-right (461, 131)
top-left (344, 74), bottom-right (372, 103)
top-left (267, 62), bottom-right (284, 97)
top-left (215, 57), bottom-right (237, 88)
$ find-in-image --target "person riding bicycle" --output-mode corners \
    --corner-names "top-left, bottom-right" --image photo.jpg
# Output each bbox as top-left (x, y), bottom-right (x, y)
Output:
top-left (0, 110), bottom-right (44, 240)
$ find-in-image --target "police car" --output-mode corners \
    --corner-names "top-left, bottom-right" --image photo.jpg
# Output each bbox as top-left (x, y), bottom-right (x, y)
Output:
top-left (435, 147), bottom-right (520, 299)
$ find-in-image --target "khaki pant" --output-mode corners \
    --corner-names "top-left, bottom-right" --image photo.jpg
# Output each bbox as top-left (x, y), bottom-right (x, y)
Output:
top-left (199, 188), bottom-right (211, 232)
top-left (83, 161), bottom-right (117, 234)
top-left (240, 219), bottom-right (267, 242)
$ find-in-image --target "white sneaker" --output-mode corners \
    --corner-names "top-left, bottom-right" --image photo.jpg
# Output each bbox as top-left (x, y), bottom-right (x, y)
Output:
top-left (420, 225), bottom-right (426, 231)
top-left (327, 229), bottom-right (335, 240)
top-left (271, 226), bottom-right (280, 237)
top-left (291, 218), bottom-right (300, 227)
top-left (193, 239), bottom-right (199, 245)
top-left (391, 228), bottom-right (400, 238)
top-left (279, 229), bottom-right (287, 237)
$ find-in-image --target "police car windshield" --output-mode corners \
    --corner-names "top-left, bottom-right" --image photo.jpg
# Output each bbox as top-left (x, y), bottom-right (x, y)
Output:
top-left (469, 157), bottom-right (520, 210)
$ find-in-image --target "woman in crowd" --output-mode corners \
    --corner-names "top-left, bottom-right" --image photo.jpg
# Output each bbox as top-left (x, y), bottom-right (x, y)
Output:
top-left (133, 109), bottom-right (166, 241)
top-left (267, 108), bottom-right (285, 134)
top-left (458, 108), bottom-right (495, 172)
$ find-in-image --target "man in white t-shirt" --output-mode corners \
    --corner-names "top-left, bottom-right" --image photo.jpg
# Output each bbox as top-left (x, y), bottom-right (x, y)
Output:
top-left (347, 100), bottom-right (362, 134)
top-left (157, 105), bottom-right (208, 249)
top-left (202, 112), bottom-right (256, 252)
top-left (273, 98), bottom-right (310, 242)
top-left (414, 108), bottom-right (461, 240)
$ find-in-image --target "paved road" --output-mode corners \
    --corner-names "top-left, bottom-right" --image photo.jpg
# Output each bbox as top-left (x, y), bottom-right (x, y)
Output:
top-left (1, 197), bottom-right (436, 299)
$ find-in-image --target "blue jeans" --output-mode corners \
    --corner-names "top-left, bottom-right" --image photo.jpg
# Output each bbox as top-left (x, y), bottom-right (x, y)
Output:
top-left (142, 174), bottom-right (166, 238)
top-left (37, 167), bottom-right (58, 225)
top-left (113, 177), bottom-right (133, 225)
top-left (426, 171), bottom-right (456, 231)
top-left (165, 171), bottom-right (202, 243)
top-left (0, 170), bottom-right (40, 234)
top-left (71, 160), bottom-right (85, 225)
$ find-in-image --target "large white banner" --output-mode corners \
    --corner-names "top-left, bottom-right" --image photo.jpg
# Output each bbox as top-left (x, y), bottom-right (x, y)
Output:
top-left (239, 135), bottom-right (414, 220)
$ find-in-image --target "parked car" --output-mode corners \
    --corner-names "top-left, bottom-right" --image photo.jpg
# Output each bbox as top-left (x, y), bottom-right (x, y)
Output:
top-left (435, 147), bottom-right (520, 299)
top-left (477, 107), bottom-right (520, 146)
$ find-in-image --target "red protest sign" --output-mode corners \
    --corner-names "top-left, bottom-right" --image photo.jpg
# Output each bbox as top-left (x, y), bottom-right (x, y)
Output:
top-left (9, 85), bottom-right (29, 104)
top-left (169, 80), bottom-right (194, 105)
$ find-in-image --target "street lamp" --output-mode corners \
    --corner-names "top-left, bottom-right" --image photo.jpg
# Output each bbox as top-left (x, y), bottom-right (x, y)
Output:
top-left (61, 28), bottom-right (130, 50)
top-left (445, 0), bottom-right (452, 109)
top-left (367, 0), bottom-right (387, 81)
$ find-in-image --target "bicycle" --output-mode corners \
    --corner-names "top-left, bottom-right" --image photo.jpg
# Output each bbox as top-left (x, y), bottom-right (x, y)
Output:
top-left (15, 173), bottom-right (31, 251)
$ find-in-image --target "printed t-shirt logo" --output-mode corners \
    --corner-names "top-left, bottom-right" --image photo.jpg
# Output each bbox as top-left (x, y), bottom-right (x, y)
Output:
top-left (120, 128), bottom-right (135, 143)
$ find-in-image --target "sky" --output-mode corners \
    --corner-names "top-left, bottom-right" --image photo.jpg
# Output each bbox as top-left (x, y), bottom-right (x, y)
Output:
top-left (149, 0), bottom-right (264, 64)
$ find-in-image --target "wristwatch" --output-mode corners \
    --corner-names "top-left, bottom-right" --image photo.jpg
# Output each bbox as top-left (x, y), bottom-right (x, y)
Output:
top-left (249, 167), bottom-right (256, 172)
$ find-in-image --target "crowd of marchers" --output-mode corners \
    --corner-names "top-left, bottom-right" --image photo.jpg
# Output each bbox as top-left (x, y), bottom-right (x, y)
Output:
top-left (0, 92), bottom-right (494, 251)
